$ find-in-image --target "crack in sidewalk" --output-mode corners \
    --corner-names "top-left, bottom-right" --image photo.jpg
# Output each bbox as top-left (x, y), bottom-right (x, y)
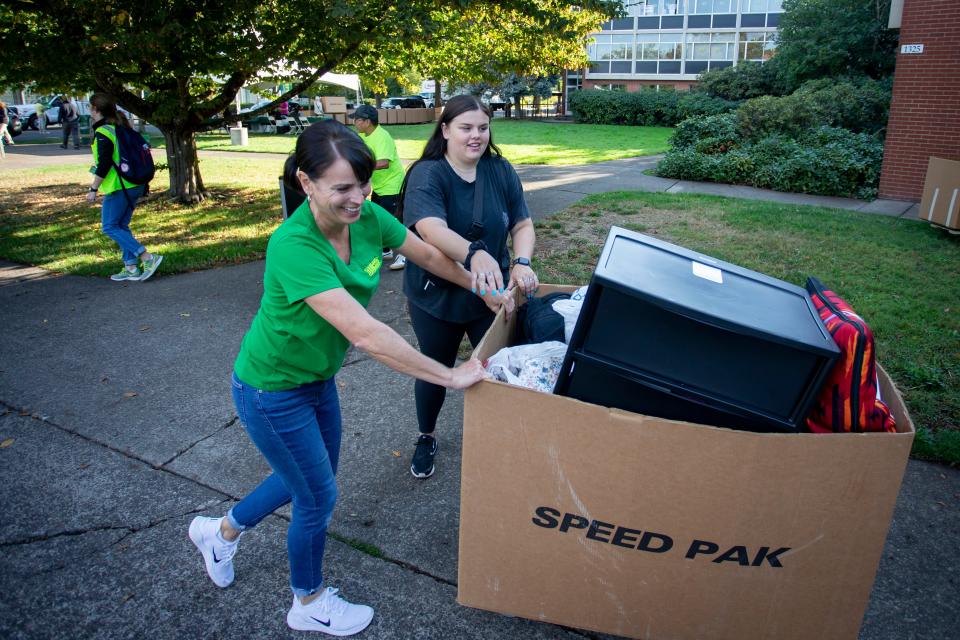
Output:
top-left (159, 416), bottom-right (238, 467)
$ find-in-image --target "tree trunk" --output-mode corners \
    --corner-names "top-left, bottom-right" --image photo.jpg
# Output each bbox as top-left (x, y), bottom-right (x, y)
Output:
top-left (513, 96), bottom-right (522, 119)
top-left (163, 128), bottom-right (209, 204)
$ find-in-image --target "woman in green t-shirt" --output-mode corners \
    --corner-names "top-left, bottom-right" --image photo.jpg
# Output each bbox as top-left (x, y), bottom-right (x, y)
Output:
top-left (188, 120), bottom-right (511, 637)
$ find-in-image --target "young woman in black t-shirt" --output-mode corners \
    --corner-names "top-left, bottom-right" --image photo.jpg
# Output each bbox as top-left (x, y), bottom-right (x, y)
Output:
top-left (398, 94), bottom-right (539, 479)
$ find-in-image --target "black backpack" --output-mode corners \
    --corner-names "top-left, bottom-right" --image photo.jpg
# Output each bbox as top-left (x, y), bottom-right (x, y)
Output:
top-left (111, 125), bottom-right (156, 187)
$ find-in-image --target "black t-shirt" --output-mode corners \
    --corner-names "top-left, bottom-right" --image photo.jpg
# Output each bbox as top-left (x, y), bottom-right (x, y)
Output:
top-left (402, 155), bottom-right (530, 323)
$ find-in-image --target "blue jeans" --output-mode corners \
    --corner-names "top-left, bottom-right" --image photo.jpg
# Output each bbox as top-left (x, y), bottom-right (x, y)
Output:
top-left (227, 372), bottom-right (342, 597)
top-left (101, 185), bottom-right (146, 266)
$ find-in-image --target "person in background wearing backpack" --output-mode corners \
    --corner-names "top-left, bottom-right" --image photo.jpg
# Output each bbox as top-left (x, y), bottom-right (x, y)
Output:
top-left (59, 95), bottom-right (80, 150)
top-left (86, 93), bottom-right (163, 282)
top-left (0, 101), bottom-right (14, 150)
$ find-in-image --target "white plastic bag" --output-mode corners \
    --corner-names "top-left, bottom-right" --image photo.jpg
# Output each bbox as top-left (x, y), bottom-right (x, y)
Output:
top-left (485, 341), bottom-right (568, 392)
top-left (551, 285), bottom-right (589, 343)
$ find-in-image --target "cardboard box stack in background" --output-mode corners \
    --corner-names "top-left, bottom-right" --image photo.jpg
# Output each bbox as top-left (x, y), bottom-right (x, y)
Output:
top-left (320, 97), bottom-right (347, 114)
top-left (458, 286), bottom-right (915, 640)
top-left (919, 156), bottom-right (960, 231)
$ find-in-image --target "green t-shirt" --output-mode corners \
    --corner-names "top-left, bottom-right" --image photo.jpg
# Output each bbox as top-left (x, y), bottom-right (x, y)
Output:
top-left (360, 125), bottom-right (404, 197)
top-left (234, 199), bottom-right (408, 390)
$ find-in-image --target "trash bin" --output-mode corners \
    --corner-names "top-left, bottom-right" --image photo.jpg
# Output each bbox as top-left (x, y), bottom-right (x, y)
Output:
top-left (78, 114), bottom-right (92, 147)
top-left (230, 126), bottom-right (248, 146)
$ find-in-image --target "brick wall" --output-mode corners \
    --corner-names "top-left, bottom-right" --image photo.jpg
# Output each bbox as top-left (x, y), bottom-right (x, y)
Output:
top-left (879, 0), bottom-right (960, 200)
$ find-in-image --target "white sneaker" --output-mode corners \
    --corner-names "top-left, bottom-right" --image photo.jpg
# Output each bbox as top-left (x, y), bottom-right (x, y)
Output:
top-left (381, 249), bottom-right (393, 260)
top-left (388, 254), bottom-right (406, 270)
top-left (287, 587), bottom-right (374, 636)
top-left (188, 516), bottom-right (240, 588)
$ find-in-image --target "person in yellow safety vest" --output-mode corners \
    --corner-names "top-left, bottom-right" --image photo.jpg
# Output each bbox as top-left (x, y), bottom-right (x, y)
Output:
top-left (85, 93), bottom-right (163, 282)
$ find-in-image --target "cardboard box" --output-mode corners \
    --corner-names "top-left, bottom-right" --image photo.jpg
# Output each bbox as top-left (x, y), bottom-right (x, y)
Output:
top-left (919, 156), bottom-right (960, 230)
top-left (459, 286), bottom-right (915, 640)
top-left (320, 97), bottom-right (347, 113)
top-left (332, 113), bottom-right (346, 124)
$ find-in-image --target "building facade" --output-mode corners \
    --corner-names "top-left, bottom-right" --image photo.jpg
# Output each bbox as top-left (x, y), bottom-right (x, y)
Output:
top-left (878, 0), bottom-right (960, 201)
top-left (580, 0), bottom-right (783, 93)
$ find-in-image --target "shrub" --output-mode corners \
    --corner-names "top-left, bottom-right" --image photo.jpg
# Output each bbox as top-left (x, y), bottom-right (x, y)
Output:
top-left (695, 58), bottom-right (790, 101)
top-left (657, 126), bottom-right (883, 199)
top-left (795, 76), bottom-right (892, 135)
top-left (669, 112), bottom-right (739, 151)
top-left (569, 88), bottom-right (688, 127)
top-left (676, 92), bottom-right (739, 120)
top-left (736, 93), bottom-right (820, 141)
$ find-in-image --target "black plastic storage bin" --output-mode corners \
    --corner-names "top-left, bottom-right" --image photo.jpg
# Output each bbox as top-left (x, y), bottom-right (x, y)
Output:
top-left (554, 227), bottom-right (840, 433)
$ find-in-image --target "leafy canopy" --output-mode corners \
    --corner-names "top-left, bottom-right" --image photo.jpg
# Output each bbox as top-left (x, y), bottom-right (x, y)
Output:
top-left (0, 0), bottom-right (618, 128)
top-left (775, 0), bottom-right (898, 88)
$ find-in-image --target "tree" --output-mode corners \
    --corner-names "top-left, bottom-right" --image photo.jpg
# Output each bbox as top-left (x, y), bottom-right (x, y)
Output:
top-left (0, 0), bottom-right (617, 203)
top-left (402, 1), bottom-right (610, 89)
top-left (776, 0), bottom-right (899, 90)
top-left (499, 73), bottom-right (559, 117)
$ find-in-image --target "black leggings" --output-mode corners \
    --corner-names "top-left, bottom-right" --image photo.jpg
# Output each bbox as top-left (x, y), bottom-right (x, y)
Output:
top-left (408, 302), bottom-right (493, 434)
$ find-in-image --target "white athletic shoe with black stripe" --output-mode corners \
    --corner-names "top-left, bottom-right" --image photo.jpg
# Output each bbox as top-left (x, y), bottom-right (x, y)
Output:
top-left (287, 587), bottom-right (374, 636)
top-left (188, 516), bottom-right (240, 588)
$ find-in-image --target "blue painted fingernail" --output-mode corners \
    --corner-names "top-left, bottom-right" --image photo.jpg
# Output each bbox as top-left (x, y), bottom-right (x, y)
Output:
top-left (480, 289), bottom-right (485, 295)
top-left (471, 287), bottom-right (476, 293)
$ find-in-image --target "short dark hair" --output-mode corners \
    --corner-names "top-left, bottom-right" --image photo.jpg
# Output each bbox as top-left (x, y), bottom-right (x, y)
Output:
top-left (282, 119), bottom-right (375, 194)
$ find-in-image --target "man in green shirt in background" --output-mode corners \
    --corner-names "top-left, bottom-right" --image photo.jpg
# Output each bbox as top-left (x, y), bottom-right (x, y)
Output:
top-left (349, 104), bottom-right (407, 270)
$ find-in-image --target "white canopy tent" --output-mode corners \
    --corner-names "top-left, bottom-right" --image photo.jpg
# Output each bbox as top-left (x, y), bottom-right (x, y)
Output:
top-left (236, 69), bottom-right (362, 109)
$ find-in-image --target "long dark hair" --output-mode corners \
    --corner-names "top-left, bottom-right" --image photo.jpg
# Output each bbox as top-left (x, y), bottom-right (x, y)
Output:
top-left (397, 94), bottom-right (502, 219)
top-left (282, 119), bottom-right (374, 194)
top-left (89, 93), bottom-right (131, 129)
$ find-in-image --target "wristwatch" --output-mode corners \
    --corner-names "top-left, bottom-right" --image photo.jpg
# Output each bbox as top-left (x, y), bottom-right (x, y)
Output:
top-left (511, 256), bottom-right (531, 267)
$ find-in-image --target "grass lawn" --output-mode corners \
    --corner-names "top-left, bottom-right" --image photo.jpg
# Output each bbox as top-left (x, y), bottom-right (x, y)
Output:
top-left (1, 163), bottom-right (956, 463)
top-left (183, 119), bottom-right (673, 165)
top-left (0, 158), bottom-right (284, 277)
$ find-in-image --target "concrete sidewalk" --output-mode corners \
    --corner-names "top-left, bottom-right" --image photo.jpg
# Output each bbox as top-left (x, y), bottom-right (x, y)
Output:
top-left (0, 145), bottom-right (956, 639)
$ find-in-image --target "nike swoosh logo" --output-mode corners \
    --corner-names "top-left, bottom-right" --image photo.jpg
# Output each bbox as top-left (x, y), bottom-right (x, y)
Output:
top-left (212, 549), bottom-right (221, 563)
top-left (310, 616), bottom-right (331, 627)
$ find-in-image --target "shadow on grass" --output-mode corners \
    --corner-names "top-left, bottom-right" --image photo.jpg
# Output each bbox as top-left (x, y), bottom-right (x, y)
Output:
top-left (0, 182), bottom-right (284, 277)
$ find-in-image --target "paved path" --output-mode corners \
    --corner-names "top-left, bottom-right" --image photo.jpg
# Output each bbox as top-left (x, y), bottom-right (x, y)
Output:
top-left (0, 142), bottom-right (954, 640)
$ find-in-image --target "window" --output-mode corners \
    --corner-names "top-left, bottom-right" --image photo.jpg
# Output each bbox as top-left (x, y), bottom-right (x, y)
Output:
top-left (744, 0), bottom-right (784, 10)
top-left (686, 32), bottom-right (735, 61)
top-left (692, 0), bottom-right (732, 13)
top-left (588, 34), bottom-right (634, 62)
top-left (595, 84), bottom-right (628, 92)
top-left (637, 34), bottom-right (683, 60)
top-left (738, 31), bottom-right (777, 61)
top-left (626, 1), bottom-right (686, 16)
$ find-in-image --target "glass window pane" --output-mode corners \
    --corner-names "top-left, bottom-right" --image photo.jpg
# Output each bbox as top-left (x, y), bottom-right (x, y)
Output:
top-left (663, 1), bottom-right (682, 14)
top-left (693, 43), bottom-right (711, 58)
top-left (713, 0), bottom-right (732, 12)
top-left (769, 0), bottom-right (783, 11)
top-left (694, 0), bottom-right (712, 13)
top-left (715, 33), bottom-right (735, 42)
top-left (637, 34), bottom-right (659, 43)
top-left (745, 42), bottom-right (763, 59)
top-left (642, 43), bottom-right (659, 59)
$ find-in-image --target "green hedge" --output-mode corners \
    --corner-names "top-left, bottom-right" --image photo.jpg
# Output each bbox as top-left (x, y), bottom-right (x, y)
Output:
top-left (569, 89), bottom-right (737, 127)
top-left (658, 125), bottom-right (883, 199)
